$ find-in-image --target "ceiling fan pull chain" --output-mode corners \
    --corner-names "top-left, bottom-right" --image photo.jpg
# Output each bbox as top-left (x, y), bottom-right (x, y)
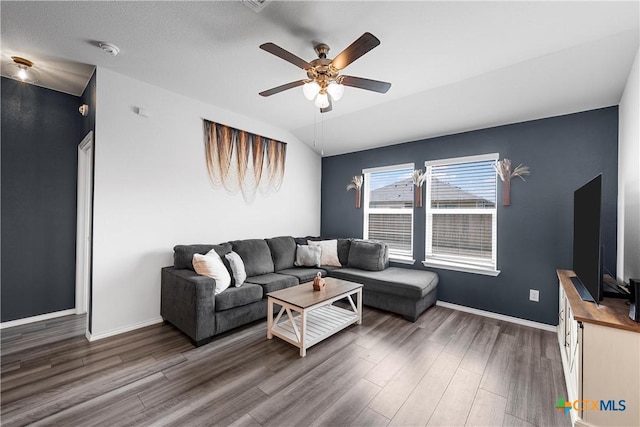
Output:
top-left (313, 109), bottom-right (317, 148)
top-left (320, 113), bottom-right (324, 156)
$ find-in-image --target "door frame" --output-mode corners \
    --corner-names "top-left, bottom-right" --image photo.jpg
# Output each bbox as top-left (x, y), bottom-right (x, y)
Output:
top-left (75, 131), bottom-right (93, 318)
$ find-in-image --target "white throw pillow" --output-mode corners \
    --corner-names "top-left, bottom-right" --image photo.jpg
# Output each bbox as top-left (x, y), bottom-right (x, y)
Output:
top-left (294, 245), bottom-right (322, 268)
top-left (192, 250), bottom-right (231, 294)
top-left (225, 251), bottom-right (247, 287)
top-left (308, 239), bottom-right (341, 267)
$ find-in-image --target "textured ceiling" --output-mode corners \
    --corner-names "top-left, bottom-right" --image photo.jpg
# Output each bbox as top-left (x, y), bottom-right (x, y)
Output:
top-left (1, 1), bottom-right (638, 156)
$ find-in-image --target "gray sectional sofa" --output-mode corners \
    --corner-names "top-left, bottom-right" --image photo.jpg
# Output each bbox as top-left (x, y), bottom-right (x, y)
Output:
top-left (161, 236), bottom-right (438, 346)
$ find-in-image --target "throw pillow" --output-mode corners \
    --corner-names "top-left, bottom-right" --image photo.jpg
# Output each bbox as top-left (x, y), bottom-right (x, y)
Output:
top-left (224, 251), bottom-right (247, 287)
top-left (192, 250), bottom-right (231, 294)
top-left (308, 239), bottom-right (341, 266)
top-left (347, 240), bottom-right (389, 271)
top-left (294, 244), bottom-right (322, 268)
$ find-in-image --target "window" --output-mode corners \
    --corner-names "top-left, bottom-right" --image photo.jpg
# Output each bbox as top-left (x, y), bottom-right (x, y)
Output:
top-left (424, 153), bottom-right (500, 276)
top-left (363, 163), bottom-right (414, 263)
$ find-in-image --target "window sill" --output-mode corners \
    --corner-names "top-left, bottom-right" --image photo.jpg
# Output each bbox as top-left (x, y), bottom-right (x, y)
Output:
top-left (390, 256), bottom-right (415, 265)
top-left (422, 260), bottom-right (501, 276)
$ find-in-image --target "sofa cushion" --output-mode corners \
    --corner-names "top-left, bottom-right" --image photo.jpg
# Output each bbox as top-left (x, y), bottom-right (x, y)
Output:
top-left (277, 267), bottom-right (328, 283)
top-left (231, 239), bottom-right (275, 277)
top-left (294, 244), bottom-right (322, 267)
top-left (308, 239), bottom-right (342, 266)
top-left (215, 283), bottom-right (263, 312)
top-left (266, 236), bottom-right (296, 271)
top-left (329, 267), bottom-right (438, 300)
top-left (192, 250), bottom-right (232, 295)
top-left (337, 239), bottom-right (352, 266)
top-left (347, 240), bottom-right (389, 271)
top-left (174, 243), bottom-right (232, 271)
top-left (245, 273), bottom-right (298, 294)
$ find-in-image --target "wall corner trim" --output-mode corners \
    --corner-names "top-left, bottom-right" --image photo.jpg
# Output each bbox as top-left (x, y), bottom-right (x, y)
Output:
top-left (436, 300), bottom-right (557, 332)
top-left (87, 317), bottom-right (163, 342)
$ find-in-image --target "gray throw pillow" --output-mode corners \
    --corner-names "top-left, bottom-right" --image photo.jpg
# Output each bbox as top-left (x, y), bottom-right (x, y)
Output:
top-left (224, 251), bottom-right (247, 287)
top-left (294, 245), bottom-right (322, 268)
top-left (347, 240), bottom-right (389, 271)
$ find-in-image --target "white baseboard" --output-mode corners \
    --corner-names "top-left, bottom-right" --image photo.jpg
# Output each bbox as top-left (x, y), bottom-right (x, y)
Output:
top-left (86, 317), bottom-right (163, 342)
top-left (0, 309), bottom-right (77, 329)
top-left (436, 301), bottom-right (557, 332)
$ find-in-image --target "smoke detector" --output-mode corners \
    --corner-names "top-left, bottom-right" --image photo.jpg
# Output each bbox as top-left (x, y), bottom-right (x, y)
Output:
top-left (99, 42), bottom-right (120, 56)
top-left (241, 0), bottom-right (270, 13)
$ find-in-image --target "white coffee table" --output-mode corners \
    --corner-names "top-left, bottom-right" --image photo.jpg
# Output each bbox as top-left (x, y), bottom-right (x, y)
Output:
top-left (266, 277), bottom-right (363, 357)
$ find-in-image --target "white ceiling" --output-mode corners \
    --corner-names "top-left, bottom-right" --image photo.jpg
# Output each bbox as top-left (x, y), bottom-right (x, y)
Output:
top-left (1, 1), bottom-right (638, 156)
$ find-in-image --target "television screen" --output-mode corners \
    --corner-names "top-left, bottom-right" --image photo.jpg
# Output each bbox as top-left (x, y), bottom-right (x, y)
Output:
top-left (572, 175), bottom-right (602, 302)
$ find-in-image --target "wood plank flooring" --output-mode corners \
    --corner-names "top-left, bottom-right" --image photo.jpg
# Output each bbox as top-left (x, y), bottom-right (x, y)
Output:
top-left (1, 306), bottom-right (571, 426)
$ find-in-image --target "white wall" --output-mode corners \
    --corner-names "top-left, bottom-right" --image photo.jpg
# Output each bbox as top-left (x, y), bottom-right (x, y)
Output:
top-left (92, 68), bottom-right (321, 338)
top-left (618, 48), bottom-right (640, 282)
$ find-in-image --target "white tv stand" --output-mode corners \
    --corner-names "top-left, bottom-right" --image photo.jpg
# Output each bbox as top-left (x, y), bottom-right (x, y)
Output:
top-left (557, 270), bottom-right (640, 427)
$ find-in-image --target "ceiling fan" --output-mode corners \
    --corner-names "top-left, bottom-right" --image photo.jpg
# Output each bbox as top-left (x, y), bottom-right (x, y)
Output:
top-left (259, 32), bottom-right (391, 113)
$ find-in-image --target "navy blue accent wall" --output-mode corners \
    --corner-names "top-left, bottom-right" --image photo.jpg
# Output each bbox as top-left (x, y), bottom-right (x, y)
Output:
top-left (321, 107), bottom-right (618, 325)
top-left (1, 77), bottom-right (83, 322)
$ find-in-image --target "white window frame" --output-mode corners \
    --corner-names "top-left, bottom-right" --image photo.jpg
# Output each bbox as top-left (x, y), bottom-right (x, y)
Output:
top-left (423, 153), bottom-right (500, 276)
top-left (363, 163), bottom-right (415, 264)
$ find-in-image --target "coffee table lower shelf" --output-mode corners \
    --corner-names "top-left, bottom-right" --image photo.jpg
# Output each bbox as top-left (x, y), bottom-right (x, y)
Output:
top-left (271, 305), bottom-right (357, 349)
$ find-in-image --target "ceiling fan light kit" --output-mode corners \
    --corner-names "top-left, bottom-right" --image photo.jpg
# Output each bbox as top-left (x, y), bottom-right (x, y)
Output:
top-left (314, 92), bottom-right (330, 109)
top-left (327, 81), bottom-right (344, 101)
top-left (259, 32), bottom-right (391, 113)
top-left (303, 80), bottom-right (320, 100)
top-left (9, 56), bottom-right (39, 84)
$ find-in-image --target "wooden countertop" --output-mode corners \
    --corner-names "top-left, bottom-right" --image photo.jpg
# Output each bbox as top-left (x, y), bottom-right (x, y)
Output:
top-left (558, 269), bottom-right (640, 333)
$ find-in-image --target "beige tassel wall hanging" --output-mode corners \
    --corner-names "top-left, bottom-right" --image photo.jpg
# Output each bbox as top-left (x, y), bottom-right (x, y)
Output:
top-left (346, 175), bottom-right (363, 208)
top-left (493, 158), bottom-right (530, 206)
top-left (203, 120), bottom-right (286, 204)
top-left (412, 169), bottom-right (426, 208)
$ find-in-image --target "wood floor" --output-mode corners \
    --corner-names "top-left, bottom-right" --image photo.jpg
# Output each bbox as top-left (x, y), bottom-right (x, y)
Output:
top-left (1, 306), bottom-right (571, 427)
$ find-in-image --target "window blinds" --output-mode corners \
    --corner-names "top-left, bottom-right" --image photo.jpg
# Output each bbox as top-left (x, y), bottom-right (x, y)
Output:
top-left (364, 164), bottom-right (414, 258)
top-left (426, 156), bottom-right (497, 269)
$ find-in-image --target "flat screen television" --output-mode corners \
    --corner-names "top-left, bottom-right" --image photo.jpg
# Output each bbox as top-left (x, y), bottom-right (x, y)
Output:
top-left (571, 174), bottom-right (603, 303)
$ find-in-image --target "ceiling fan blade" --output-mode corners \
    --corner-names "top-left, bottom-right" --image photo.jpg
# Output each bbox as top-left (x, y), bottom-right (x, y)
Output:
top-left (259, 80), bottom-right (306, 97)
top-left (331, 32), bottom-right (381, 70)
top-left (340, 75), bottom-right (391, 93)
top-left (320, 98), bottom-right (333, 113)
top-left (260, 43), bottom-right (313, 70)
